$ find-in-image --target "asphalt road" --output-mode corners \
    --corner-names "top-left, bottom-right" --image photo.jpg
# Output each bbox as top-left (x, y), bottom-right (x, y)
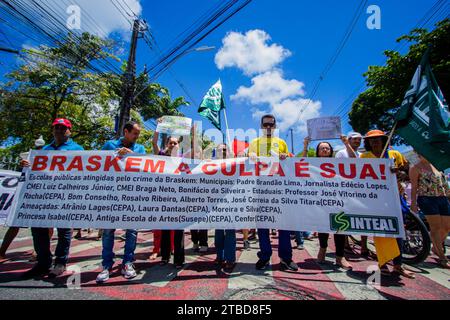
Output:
top-left (0, 228), bottom-right (449, 300)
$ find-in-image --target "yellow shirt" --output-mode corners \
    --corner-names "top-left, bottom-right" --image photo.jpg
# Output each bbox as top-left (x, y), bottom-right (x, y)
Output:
top-left (361, 149), bottom-right (405, 266)
top-left (360, 150), bottom-right (407, 168)
top-left (248, 137), bottom-right (289, 157)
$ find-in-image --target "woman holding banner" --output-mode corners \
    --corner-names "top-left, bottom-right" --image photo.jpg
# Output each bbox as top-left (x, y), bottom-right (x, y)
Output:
top-left (152, 128), bottom-right (184, 268)
top-left (213, 143), bottom-right (237, 271)
top-left (183, 126), bottom-right (209, 254)
top-left (361, 130), bottom-right (415, 278)
top-left (302, 136), bottom-right (354, 270)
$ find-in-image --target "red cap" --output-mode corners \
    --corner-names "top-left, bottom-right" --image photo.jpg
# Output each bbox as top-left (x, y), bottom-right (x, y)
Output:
top-left (52, 118), bottom-right (72, 129)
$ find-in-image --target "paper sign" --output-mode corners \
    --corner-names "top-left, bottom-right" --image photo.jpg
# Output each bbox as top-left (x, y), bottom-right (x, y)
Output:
top-left (307, 117), bottom-right (342, 140)
top-left (156, 116), bottom-right (192, 136)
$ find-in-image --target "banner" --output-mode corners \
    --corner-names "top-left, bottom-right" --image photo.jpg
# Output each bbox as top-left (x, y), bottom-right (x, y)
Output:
top-left (307, 117), bottom-right (342, 140)
top-left (156, 116), bottom-right (192, 136)
top-left (7, 151), bottom-right (405, 238)
top-left (395, 51), bottom-right (450, 171)
top-left (0, 170), bottom-right (20, 225)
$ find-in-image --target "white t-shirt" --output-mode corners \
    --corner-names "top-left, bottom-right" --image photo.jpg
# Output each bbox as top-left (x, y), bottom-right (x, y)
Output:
top-left (335, 148), bottom-right (360, 159)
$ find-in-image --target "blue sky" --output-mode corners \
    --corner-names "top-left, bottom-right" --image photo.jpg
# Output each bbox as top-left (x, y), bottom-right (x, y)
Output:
top-left (0, 0), bottom-right (445, 153)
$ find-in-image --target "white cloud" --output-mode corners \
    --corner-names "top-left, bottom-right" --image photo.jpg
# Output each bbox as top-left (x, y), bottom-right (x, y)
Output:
top-left (272, 99), bottom-right (322, 132)
top-left (40, 0), bottom-right (143, 37)
top-left (215, 30), bottom-right (291, 76)
top-left (231, 70), bottom-right (305, 105)
top-left (216, 29), bottom-right (323, 134)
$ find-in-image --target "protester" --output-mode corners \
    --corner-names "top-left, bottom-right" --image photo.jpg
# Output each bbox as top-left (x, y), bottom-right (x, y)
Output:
top-left (150, 230), bottom-right (174, 260)
top-left (409, 153), bottom-right (450, 268)
top-left (213, 143), bottom-right (237, 271)
top-left (302, 136), bottom-right (354, 270)
top-left (248, 114), bottom-right (297, 271)
top-left (360, 130), bottom-right (415, 278)
top-left (184, 127), bottom-right (209, 254)
top-left (0, 137), bottom-right (51, 262)
top-left (335, 132), bottom-right (362, 158)
top-left (151, 129), bottom-right (178, 262)
top-left (96, 121), bottom-right (145, 283)
top-left (292, 231), bottom-right (312, 250)
top-left (20, 119), bottom-right (84, 279)
top-left (152, 126), bottom-right (185, 269)
top-left (335, 132), bottom-right (372, 257)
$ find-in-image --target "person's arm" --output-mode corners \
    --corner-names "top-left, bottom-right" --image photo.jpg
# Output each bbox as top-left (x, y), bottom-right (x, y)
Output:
top-left (279, 141), bottom-right (289, 160)
top-left (340, 135), bottom-right (356, 158)
top-left (302, 137), bottom-right (310, 157)
top-left (152, 131), bottom-right (161, 155)
top-left (248, 139), bottom-right (258, 162)
top-left (409, 166), bottom-right (419, 213)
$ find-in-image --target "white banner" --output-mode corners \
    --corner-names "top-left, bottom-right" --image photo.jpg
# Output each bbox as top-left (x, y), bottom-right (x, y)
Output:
top-left (307, 116), bottom-right (342, 140)
top-left (156, 116), bottom-right (192, 136)
top-left (0, 170), bottom-right (20, 225)
top-left (7, 151), bottom-right (405, 237)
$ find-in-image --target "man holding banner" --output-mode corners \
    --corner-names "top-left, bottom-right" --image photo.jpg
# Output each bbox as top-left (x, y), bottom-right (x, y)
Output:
top-left (20, 119), bottom-right (84, 279)
top-left (96, 121), bottom-right (146, 284)
top-left (248, 114), bottom-right (298, 271)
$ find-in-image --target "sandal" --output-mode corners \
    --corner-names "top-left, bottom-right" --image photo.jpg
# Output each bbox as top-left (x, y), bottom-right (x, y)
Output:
top-left (437, 259), bottom-right (450, 269)
top-left (392, 266), bottom-right (415, 279)
top-left (379, 265), bottom-right (391, 276)
top-left (149, 253), bottom-right (158, 261)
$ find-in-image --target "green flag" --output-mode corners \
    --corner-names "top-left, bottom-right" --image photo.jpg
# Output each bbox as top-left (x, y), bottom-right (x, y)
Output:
top-left (395, 51), bottom-right (450, 171)
top-left (198, 80), bottom-right (225, 130)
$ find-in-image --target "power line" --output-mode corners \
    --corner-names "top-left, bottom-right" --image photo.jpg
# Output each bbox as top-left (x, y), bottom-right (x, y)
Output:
top-left (290, 0), bottom-right (368, 129)
top-left (331, 0), bottom-right (448, 124)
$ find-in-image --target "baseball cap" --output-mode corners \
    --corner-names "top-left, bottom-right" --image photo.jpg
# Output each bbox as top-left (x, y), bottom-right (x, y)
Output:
top-left (34, 135), bottom-right (45, 148)
top-left (52, 118), bottom-right (72, 129)
top-left (364, 130), bottom-right (387, 139)
top-left (347, 132), bottom-right (362, 139)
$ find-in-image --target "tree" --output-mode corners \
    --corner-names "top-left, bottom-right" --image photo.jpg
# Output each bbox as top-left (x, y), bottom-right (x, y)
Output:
top-left (349, 19), bottom-right (449, 144)
top-left (0, 32), bottom-right (120, 153)
top-left (0, 32), bottom-right (190, 156)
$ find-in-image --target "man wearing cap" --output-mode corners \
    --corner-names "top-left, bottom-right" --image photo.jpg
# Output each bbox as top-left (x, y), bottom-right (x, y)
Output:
top-left (361, 129), bottom-right (415, 279)
top-left (335, 132), bottom-right (373, 256)
top-left (335, 132), bottom-right (362, 159)
top-left (21, 118), bottom-right (84, 279)
top-left (96, 121), bottom-right (145, 284)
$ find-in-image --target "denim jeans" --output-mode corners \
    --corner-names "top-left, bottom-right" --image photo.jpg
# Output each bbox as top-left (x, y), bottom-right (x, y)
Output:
top-left (214, 230), bottom-right (236, 263)
top-left (293, 231), bottom-right (311, 245)
top-left (257, 229), bottom-right (292, 261)
top-left (31, 227), bottom-right (71, 268)
top-left (101, 229), bottom-right (137, 269)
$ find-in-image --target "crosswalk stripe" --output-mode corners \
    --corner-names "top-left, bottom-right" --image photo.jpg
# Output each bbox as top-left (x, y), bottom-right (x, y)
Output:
top-left (303, 240), bottom-right (387, 300)
top-left (227, 242), bottom-right (275, 291)
top-left (404, 259), bottom-right (450, 290)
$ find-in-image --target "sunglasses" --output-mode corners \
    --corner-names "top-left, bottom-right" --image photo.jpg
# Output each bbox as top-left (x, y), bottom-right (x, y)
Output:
top-left (262, 122), bottom-right (275, 128)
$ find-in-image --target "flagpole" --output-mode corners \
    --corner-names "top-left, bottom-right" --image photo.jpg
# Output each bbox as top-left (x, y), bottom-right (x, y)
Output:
top-left (380, 122), bottom-right (398, 159)
top-left (223, 109), bottom-right (233, 149)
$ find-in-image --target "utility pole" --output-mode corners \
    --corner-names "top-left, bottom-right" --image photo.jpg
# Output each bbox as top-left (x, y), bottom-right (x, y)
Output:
top-left (290, 128), bottom-right (295, 155)
top-left (116, 19), bottom-right (146, 138)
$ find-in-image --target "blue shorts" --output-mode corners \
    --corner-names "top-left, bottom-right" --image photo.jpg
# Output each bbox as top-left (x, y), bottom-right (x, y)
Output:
top-left (417, 196), bottom-right (450, 216)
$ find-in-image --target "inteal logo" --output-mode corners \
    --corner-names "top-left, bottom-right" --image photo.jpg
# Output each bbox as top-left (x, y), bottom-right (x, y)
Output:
top-left (330, 212), bottom-right (399, 235)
